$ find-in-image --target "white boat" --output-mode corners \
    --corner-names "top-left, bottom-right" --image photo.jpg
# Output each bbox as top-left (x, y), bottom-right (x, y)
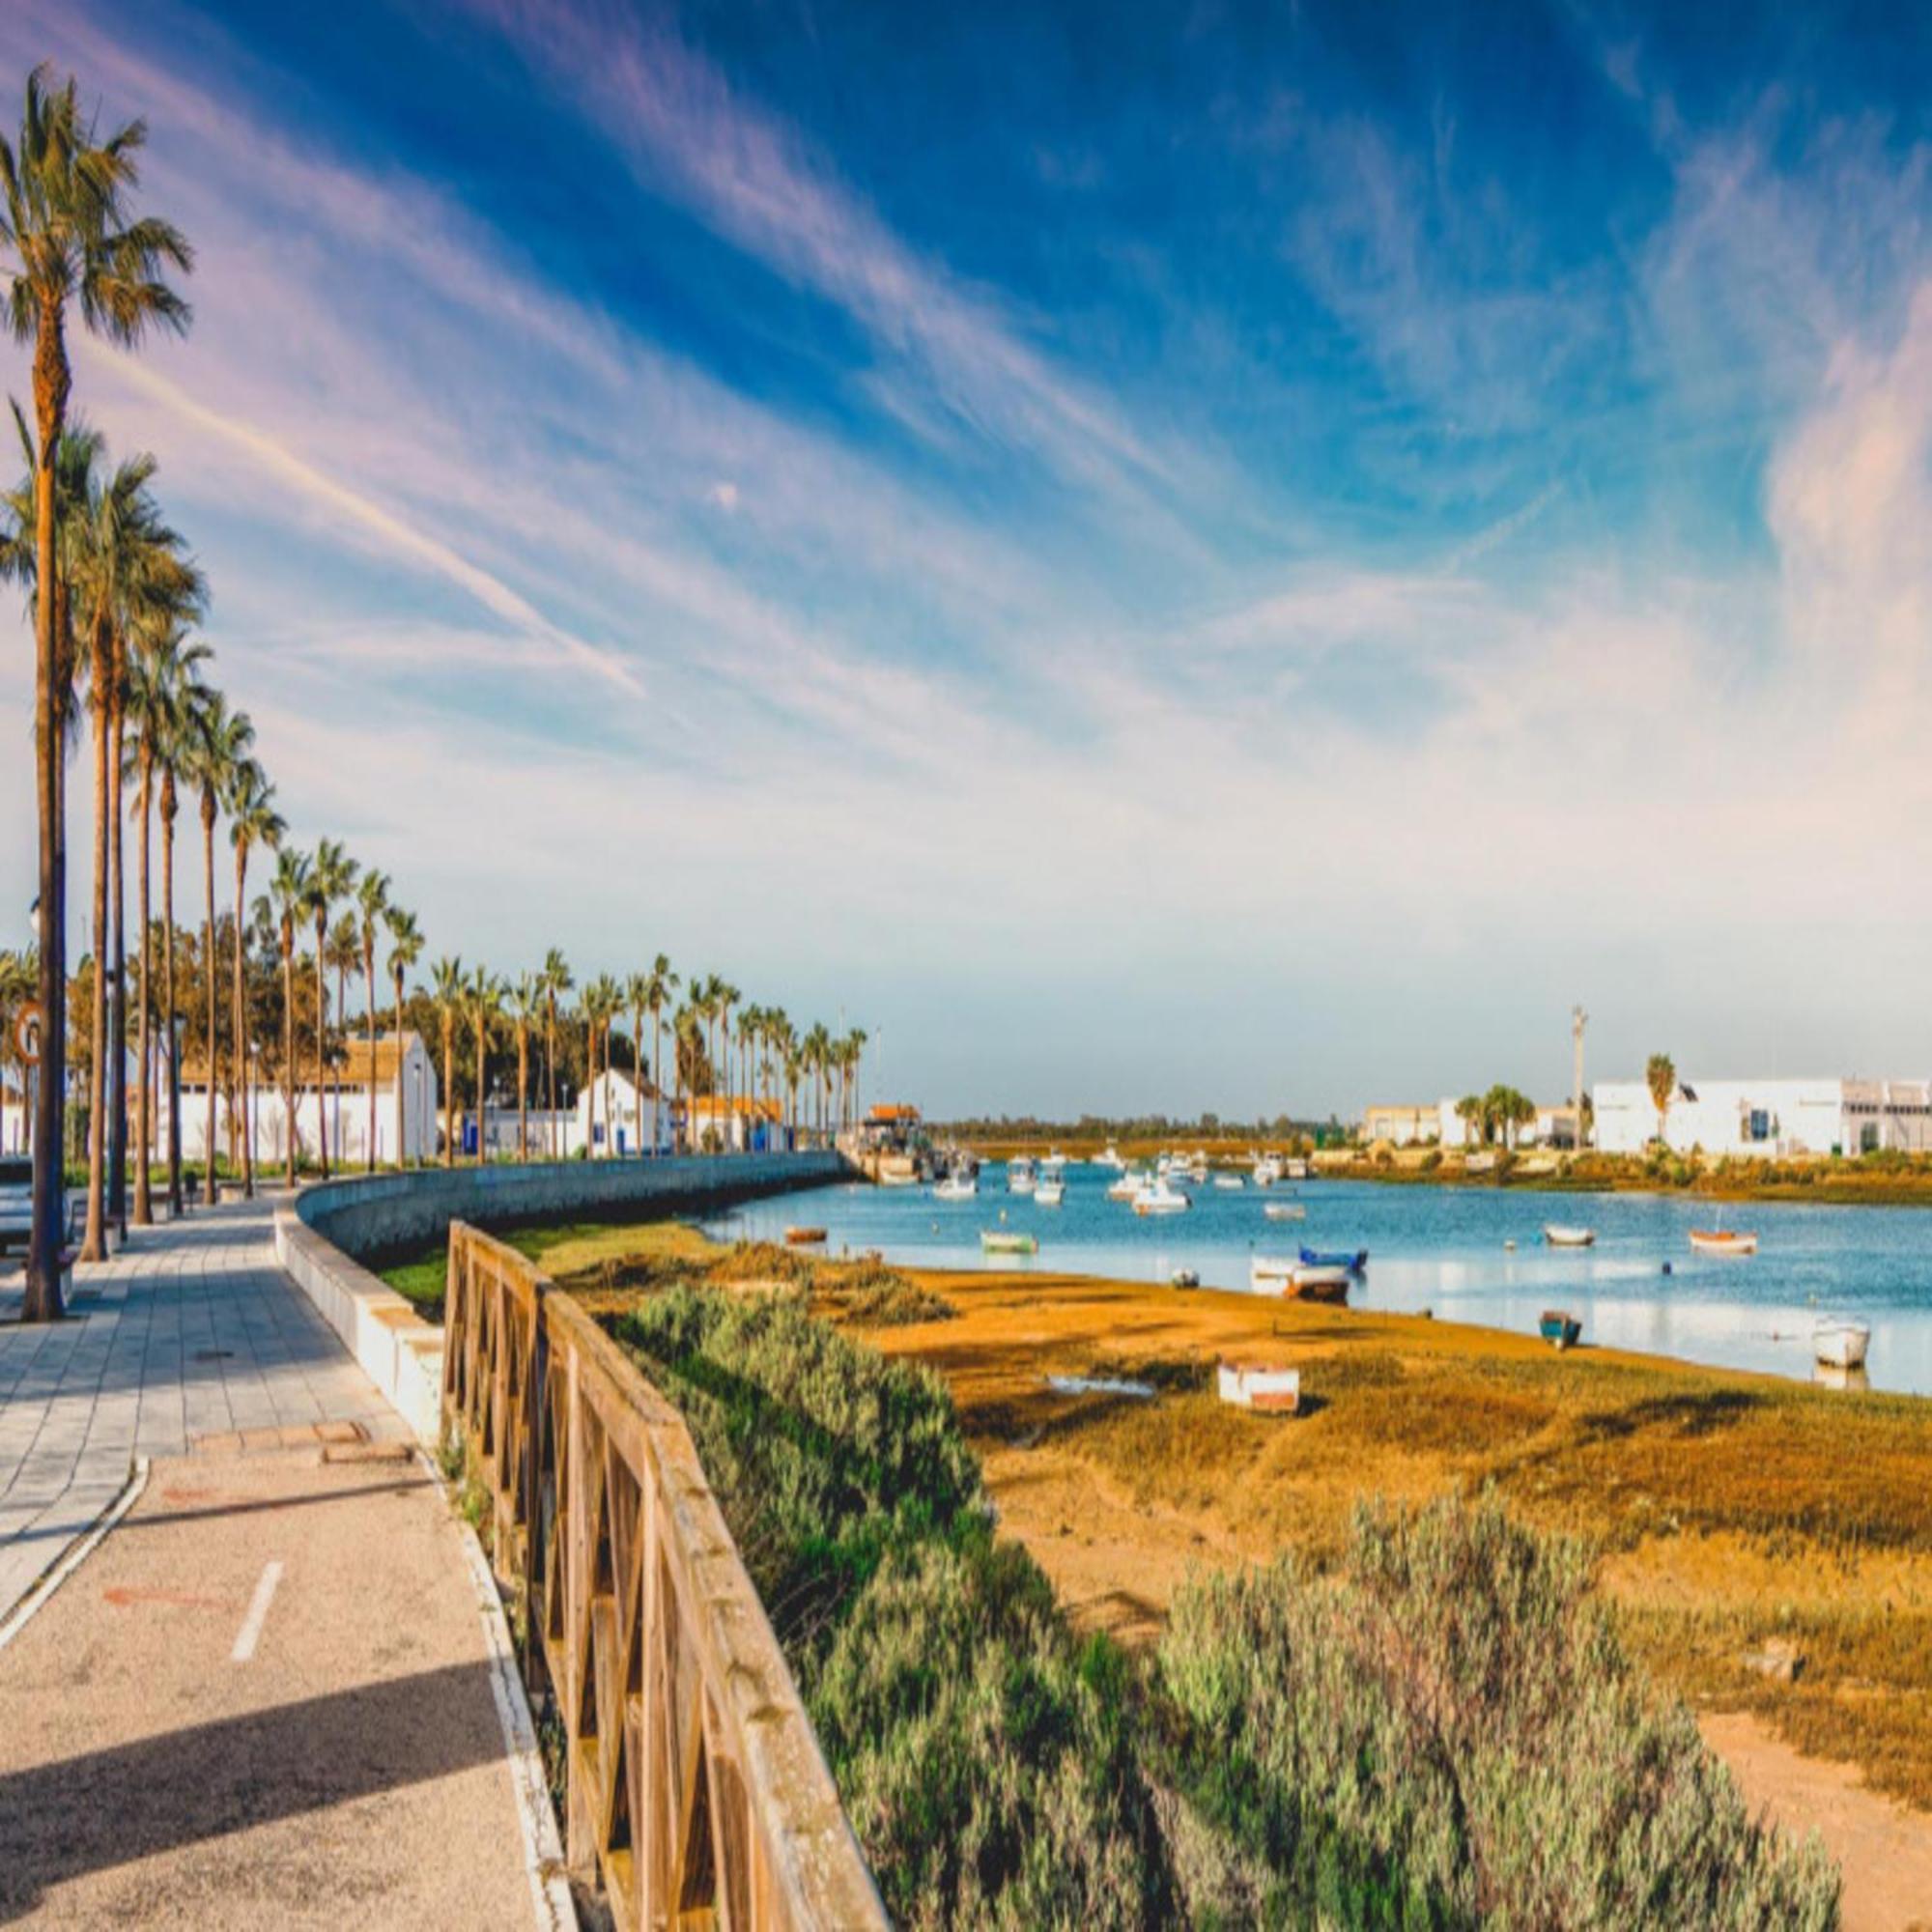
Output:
top-left (1252, 1156), bottom-right (1282, 1187)
top-left (1035, 1179), bottom-right (1065, 1208)
top-left (1107, 1170), bottom-right (1148, 1202)
top-left (1249, 1255), bottom-right (1297, 1293)
top-left (1008, 1156), bottom-right (1037, 1196)
top-left (1213, 1175), bottom-right (1244, 1191)
top-left (1217, 1359), bottom-right (1301, 1414)
top-left (1094, 1144), bottom-right (1126, 1172)
top-left (1264, 1202), bottom-right (1307, 1221)
top-left (1132, 1178), bottom-right (1191, 1216)
top-left (1813, 1319), bottom-right (1870, 1371)
top-left (933, 1175), bottom-right (977, 1201)
top-left (1543, 1224), bottom-right (1596, 1248)
top-left (1690, 1228), bottom-right (1758, 1257)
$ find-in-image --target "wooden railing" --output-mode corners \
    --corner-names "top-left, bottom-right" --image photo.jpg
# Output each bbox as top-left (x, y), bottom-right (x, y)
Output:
top-left (441, 1222), bottom-right (887, 1930)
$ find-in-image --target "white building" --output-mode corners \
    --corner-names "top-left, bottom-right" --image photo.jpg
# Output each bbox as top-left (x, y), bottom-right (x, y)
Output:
top-left (570, 1068), bottom-right (672, 1158)
top-left (1592, 1075), bottom-right (1932, 1159)
top-left (1362, 1104), bottom-right (1440, 1147)
top-left (173, 1031), bottom-right (440, 1167)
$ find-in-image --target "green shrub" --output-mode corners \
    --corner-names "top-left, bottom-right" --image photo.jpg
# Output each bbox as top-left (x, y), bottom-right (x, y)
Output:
top-left (1152, 1495), bottom-right (1839, 1929)
top-left (810, 1537), bottom-right (1176, 1928)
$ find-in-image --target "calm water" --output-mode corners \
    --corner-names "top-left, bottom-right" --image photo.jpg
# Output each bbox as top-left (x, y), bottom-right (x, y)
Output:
top-left (703, 1163), bottom-right (1932, 1397)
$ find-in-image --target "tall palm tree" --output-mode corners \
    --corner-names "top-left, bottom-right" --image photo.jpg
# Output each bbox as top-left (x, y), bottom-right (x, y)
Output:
top-left (1647, 1054), bottom-right (1677, 1150)
top-left (464, 966), bottom-right (502, 1164)
top-left (625, 972), bottom-right (653, 1159)
top-left (355, 870), bottom-right (389, 1171)
top-left (582, 975), bottom-right (621, 1157)
top-left (643, 953), bottom-right (676, 1159)
top-left (507, 972), bottom-right (540, 1160)
top-left (430, 956), bottom-right (464, 1167)
top-left (673, 1004), bottom-right (701, 1151)
top-left (717, 980), bottom-right (740, 1148)
top-left (305, 838), bottom-right (356, 1179)
top-left (184, 688), bottom-right (250, 1206)
top-left (1, 63), bottom-right (192, 1318)
top-left (225, 760), bottom-right (280, 1196)
top-left (327, 912), bottom-right (360, 1164)
top-left (541, 949), bottom-right (571, 1159)
top-left (384, 907), bottom-right (423, 1166)
top-left (266, 846), bottom-right (311, 1183)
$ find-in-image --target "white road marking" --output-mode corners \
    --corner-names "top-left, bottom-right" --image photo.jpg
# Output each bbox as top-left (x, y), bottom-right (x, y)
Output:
top-left (230, 1559), bottom-right (283, 1662)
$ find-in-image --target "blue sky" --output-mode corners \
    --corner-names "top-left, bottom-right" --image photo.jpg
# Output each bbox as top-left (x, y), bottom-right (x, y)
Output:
top-left (4, 0), bottom-right (1932, 1116)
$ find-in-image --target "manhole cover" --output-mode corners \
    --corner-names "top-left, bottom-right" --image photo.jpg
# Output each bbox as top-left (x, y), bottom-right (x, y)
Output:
top-left (192, 1349), bottom-right (234, 1362)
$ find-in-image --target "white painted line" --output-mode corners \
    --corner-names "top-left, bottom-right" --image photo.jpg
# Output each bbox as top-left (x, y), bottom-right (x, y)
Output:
top-left (0, 1459), bottom-right (150, 1654)
top-left (230, 1559), bottom-right (283, 1662)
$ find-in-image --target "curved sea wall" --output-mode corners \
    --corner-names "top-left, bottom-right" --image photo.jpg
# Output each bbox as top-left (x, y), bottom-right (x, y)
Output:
top-left (272, 1151), bottom-right (847, 1440)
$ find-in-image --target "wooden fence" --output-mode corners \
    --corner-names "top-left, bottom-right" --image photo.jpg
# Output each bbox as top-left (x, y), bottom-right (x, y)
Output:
top-left (441, 1221), bottom-right (887, 1930)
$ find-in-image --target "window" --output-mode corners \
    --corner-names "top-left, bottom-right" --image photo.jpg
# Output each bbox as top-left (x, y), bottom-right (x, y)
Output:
top-left (1747, 1109), bottom-right (1770, 1143)
top-left (1861, 1122), bottom-right (1881, 1154)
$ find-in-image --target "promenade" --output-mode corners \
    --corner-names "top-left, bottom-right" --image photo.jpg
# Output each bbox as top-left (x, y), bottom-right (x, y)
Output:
top-left (0, 1195), bottom-right (556, 1928)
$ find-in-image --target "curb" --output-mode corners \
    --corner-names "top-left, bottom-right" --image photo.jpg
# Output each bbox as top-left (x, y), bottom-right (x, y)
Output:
top-left (0, 1457), bottom-right (151, 1653)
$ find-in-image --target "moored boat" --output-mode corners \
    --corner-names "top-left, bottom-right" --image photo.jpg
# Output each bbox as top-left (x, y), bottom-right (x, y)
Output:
top-left (1035, 1179), bottom-right (1065, 1207)
top-left (933, 1174), bottom-right (977, 1201)
top-left (1008, 1156), bottom-right (1037, 1196)
top-left (1213, 1174), bottom-right (1244, 1190)
top-left (1264, 1202), bottom-right (1307, 1221)
top-left (1298, 1245), bottom-right (1368, 1273)
top-left (1539, 1310), bottom-right (1582, 1350)
top-left (1690, 1229), bottom-right (1758, 1257)
top-left (1107, 1169), bottom-right (1148, 1201)
top-left (1171, 1267), bottom-right (1200, 1290)
top-left (1133, 1178), bottom-right (1191, 1215)
top-left (783, 1225), bottom-right (827, 1245)
top-left (1813, 1318), bottom-right (1870, 1371)
top-left (981, 1230), bottom-right (1039, 1256)
top-left (1252, 1156), bottom-right (1283, 1187)
top-left (1543, 1224), bottom-right (1596, 1248)
top-left (1288, 1264), bottom-right (1350, 1301)
top-left (1217, 1359), bottom-right (1301, 1413)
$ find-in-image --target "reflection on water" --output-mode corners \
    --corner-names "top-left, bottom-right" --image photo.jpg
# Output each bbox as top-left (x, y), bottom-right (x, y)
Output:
top-left (704, 1167), bottom-right (1932, 1397)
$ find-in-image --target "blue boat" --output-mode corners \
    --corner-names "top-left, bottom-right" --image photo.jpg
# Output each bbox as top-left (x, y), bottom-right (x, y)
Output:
top-left (1539, 1310), bottom-right (1582, 1350)
top-left (1299, 1246), bottom-right (1368, 1273)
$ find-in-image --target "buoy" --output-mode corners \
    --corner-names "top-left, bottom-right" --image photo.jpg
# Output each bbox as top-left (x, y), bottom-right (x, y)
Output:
top-left (1504, 1238), bottom-right (1517, 1252)
top-left (1662, 1261), bottom-right (1673, 1276)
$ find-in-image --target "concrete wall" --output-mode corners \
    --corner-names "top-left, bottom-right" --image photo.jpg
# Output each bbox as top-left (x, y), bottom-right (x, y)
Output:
top-left (295, 1150), bottom-right (846, 1262)
top-left (272, 1151), bottom-right (847, 1443)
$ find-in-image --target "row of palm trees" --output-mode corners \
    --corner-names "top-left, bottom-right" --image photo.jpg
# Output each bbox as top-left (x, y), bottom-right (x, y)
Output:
top-left (416, 950), bottom-right (868, 1168)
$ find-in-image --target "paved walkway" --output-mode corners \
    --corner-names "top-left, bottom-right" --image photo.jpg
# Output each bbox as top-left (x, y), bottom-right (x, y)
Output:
top-left (0, 1193), bottom-right (404, 1622)
top-left (0, 1197), bottom-right (555, 1928)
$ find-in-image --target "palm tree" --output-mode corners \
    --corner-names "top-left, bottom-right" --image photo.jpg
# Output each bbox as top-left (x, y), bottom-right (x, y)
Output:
top-left (582, 975), bottom-right (621, 1157)
top-left (541, 949), bottom-right (571, 1159)
top-left (717, 980), bottom-right (740, 1148)
top-left (266, 847), bottom-right (311, 1183)
top-left (355, 871), bottom-right (391, 1170)
top-left (327, 912), bottom-right (360, 1164)
top-left (184, 687), bottom-right (250, 1206)
top-left (225, 760), bottom-right (281, 1196)
top-left (464, 966), bottom-right (501, 1164)
top-left (305, 838), bottom-right (357, 1179)
top-left (384, 907), bottom-right (423, 1165)
top-left (643, 954), bottom-right (676, 1159)
top-left (1, 63), bottom-right (193, 1319)
top-left (430, 956), bottom-right (464, 1167)
top-left (507, 972), bottom-right (540, 1160)
top-left (1647, 1054), bottom-right (1677, 1151)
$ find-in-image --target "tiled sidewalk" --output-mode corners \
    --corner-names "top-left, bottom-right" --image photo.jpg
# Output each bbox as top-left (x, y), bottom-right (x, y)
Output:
top-left (0, 1193), bottom-right (408, 1623)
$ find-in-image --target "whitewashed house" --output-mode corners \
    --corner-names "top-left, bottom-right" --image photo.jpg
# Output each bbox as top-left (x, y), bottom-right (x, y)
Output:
top-left (570, 1068), bottom-right (672, 1158)
top-left (1592, 1075), bottom-right (1932, 1158)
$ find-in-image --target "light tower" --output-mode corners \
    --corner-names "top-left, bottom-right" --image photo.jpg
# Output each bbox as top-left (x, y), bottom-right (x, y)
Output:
top-left (1572, 1006), bottom-right (1588, 1150)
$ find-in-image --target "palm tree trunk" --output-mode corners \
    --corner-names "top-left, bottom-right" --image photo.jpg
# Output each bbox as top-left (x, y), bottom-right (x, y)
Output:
top-left (234, 846), bottom-right (252, 1195)
top-left (80, 623), bottom-right (110, 1264)
top-left (442, 1021), bottom-right (454, 1168)
top-left (24, 311), bottom-right (69, 1320)
top-left (108, 672), bottom-right (128, 1234)
top-left (392, 970), bottom-right (407, 1166)
top-left (364, 939), bottom-right (378, 1173)
top-left (202, 810), bottom-right (218, 1206)
top-left (313, 923), bottom-right (329, 1179)
top-left (518, 1029), bottom-right (528, 1160)
top-left (163, 813), bottom-right (181, 1214)
top-left (282, 938), bottom-right (296, 1184)
top-left (544, 1007), bottom-right (555, 1158)
top-left (651, 1012), bottom-right (662, 1157)
top-left (134, 751), bottom-right (154, 1226)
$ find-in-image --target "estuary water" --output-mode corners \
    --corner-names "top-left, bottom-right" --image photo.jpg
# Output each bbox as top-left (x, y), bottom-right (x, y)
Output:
top-left (702, 1162), bottom-right (1932, 1397)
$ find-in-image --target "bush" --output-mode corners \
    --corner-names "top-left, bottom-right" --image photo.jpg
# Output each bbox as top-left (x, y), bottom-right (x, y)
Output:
top-left (1152, 1495), bottom-right (1839, 1929)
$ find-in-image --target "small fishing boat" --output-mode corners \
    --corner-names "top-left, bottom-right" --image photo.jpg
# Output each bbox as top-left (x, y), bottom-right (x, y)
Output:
top-left (1264, 1202), bottom-right (1307, 1221)
top-left (1035, 1179), bottom-right (1065, 1208)
top-left (1543, 1224), bottom-right (1596, 1248)
top-left (1813, 1318), bottom-right (1870, 1371)
top-left (1094, 1144), bottom-right (1126, 1171)
top-left (1252, 1156), bottom-right (1283, 1187)
top-left (981, 1230), bottom-right (1038, 1256)
top-left (783, 1226), bottom-right (827, 1246)
top-left (1213, 1175), bottom-right (1245, 1191)
top-left (1690, 1229), bottom-right (1758, 1257)
top-left (1133, 1178), bottom-right (1191, 1216)
top-left (933, 1175), bottom-right (977, 1201)
top-left (1171, 1267), bottom-right (1200, 1290)
top-left (1040, 1151), bottom-right (1068, 1178)
top-left (1008, 1157), bottom-right (1037, 1196)
top-left (1298, 1245), bottom-right (1368, 1273)
top-left (1107, 1169), bottom-right (1148, 1202)
top-left (1249, 1255), bottom-right (1296, 1293)
top-left (1289, 1264), bottom-right (1350, 1302)
top-left (1217, 1359), bottom-right (1301, 1414)
top-left (1539, 1310), bottom-right (1582, 1350)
